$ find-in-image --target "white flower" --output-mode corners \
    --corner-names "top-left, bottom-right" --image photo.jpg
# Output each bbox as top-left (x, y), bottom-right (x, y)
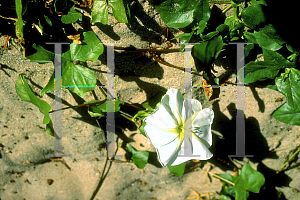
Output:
top-left (144, 88), bottom-right (214, 167)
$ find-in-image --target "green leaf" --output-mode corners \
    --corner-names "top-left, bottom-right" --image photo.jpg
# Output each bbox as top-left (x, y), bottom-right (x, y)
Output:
top-left (241, 5), bottom-right (266, 29)
top-left (139, 121), bottom-right (147, 137)
top-left (244, 43), bottom-right (254, 58)
top-left (171, 31), bottom-right (194, 44)
top-left (61, 6), bottom-right (82, 24)
top-left (217, 174), bottom-right (238, 198)
top-left (133, 110), bottom-right (151, 121)
top-left (275, 68), bottom-right (300, 110)
top-left (15, 0), bottom-right (22, 23)
top-left (250, 0), bottom-right (267, 6)
top-left (219, 195), bottom-right (232, 200)
top-left (234, 162), bottom-right (265, 199)
top-left (193, 0), bottom-right (211, 22)
top-left (46, 120), bottom-right (55, 136)
top-left (263, 48), bottom-right (293, 68)
top-left (286, 43), bottom-right (297, 54)
top-left (65, 31), bottom-right (104, 62)
top-left (108, 0), bottom-right (128, 23)
top-left (193, 35), bottom-right (225, 68)
top-left (125, 144), bottom-right (149, 169)
top-left (239, 48), bottom-right (294, 83)
top-left (167, 162), bottom-right (186, 176)
top-left (196, 20), bottom-right (207, 35)
top-left (244, 31), bottom-right (257, 43)
top-left (216, 24), bottom-right (229, 35)
top-left (273, 102), bottom-right (300, 125)
top-left (266, 83), bottom-right (278, 90)
top-left (44, 15), bottom-right (53, 26)
top-left (29, 31), bottom-right (104, 98)
top-left (87, 99), bottom-right (120, 111)
top-left (91, 0), bottom-right (108, 24)
top-left (61, 60), bottom-right (97, 98)
top-left (155, 0), bottom-right (210, 28)
top-left (254, 24), bottom-right (285, 51)
top-left (238, 61), bottom-right (280, 83)
top-left (84, 99), bottom-right (120, 117)
top-left (200, 31), bottom-right (219, 41)
top-left (84, 100), bottom-right (105, 117)
top-left (224, 16), bottom-right (235, 31)
top-left (15, 0), bottom-right (23, 42)
top-left (15, 74), bottom-right (54, 136)
top-left (41, 73), bottom-right (54, 96)
top-left (141, 102), bottom-right (153, 110)
top-left (27, 43), bottom-right (54, 63)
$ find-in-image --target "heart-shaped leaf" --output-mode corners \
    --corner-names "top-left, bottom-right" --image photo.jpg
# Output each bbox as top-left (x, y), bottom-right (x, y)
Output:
top-left (125, 144), bottom-right (149, 169)
top-left (234, 162), bottom-right (265, 199)
top-left (155, 0), bottom-right (210, 28)
top-left (28, 31), bottom-right (104, 98)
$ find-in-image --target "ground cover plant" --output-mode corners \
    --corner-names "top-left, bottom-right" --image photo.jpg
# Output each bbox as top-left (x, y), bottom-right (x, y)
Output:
top-left (1, 0), bottom-right (300, 199)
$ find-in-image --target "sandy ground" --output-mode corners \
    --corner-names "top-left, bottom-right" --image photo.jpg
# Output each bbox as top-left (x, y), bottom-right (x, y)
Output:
top-left (1, 0), bottom-right (300, 199)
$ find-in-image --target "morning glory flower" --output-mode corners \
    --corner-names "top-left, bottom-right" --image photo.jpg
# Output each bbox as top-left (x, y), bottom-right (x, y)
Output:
top-left (143, 88), bottom-right (214, 167)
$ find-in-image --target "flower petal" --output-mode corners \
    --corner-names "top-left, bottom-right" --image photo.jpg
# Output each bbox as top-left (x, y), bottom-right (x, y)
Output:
top-left (144, 123), bottom-right (178, 148)
top-left (192, 108), bottom-right (214, 127)
top-left (181, 98), bottom-right (202, 121)
top-left (193, 124), bottom-right (212, 147)
top-left (155, 137), bottom-right (180, 167)
top-left (162, 88), bottom-right (184, 124)
top-left (144, 103), bottom-right (177, 129)
top-left (191, 131), bottom-right (213, 159)
top-left (168, 134), bottom-right (213, 166)
top-left (144, 124), bottom-right (182, 167)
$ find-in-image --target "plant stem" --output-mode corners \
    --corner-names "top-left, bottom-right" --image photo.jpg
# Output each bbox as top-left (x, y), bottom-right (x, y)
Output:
top-left (49, 99), bottom-right (106, 113)
top-left (89, 120), bottom-right (109, 200)
top-left (222, 4), bottom-right (233, 13)
top-left (277, 145), bottom-right (300, 173)
top-left (208, 1), bottom-right (233, 4)
top-left (233, 6), bottom-right (238, 21)
top-left (208, 172), bottom-right (235, 186)
top-left (114, 46), bottom-right (182, 53)
top-left (119, 113), bottom-right (139, 125)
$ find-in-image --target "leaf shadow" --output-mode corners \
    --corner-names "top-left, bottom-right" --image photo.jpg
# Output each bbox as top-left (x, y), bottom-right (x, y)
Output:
top-left (208, 100), bottom-right (291, 198)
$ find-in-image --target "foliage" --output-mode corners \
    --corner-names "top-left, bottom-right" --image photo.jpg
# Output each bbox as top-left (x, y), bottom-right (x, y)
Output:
top-left (217, 162), bottom-right (265, 200)
top-left (15, 74), bottom-right (54, 136)
top-left (155, 0), bottom-right (300, 125)
top-left (5, 0), bottom-right (300, 198)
